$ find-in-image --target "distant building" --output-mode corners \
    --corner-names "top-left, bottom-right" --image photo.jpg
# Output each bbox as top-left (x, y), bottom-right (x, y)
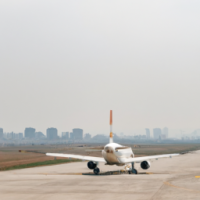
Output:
top-left (3, 132), bottom-right (23, 140)
top-left (25, 128), bottom-right (36, 139)
top-left (6, 133), bottom-right (9, 139)
top-left (145, 128), bottom-right (150, 138)
top-left (18, 133), bottom-right (23, 140)
top-left (13, 133), bottom-right (23, 140)
top-left (71, 128), bottom-right (83, 140)
top-left (35, 132), bottom-right (45, 139)
top-left (70, 132), bottom-right (73, 139)
top-left (6, 132), bottom-right (15, 139)
top-left (160, 134), bottom-right (166, 140)
top-left (92, 134), bottom-right (107, 142)
top-left (62, 132), bottom-right (69, 139)
top-left (153, 128), bottom-right (162, 139)
top-left (162, 127), bottom-right (169, 138)
top-left (84, 133), bottom-right (91, 140)
top-left (134, 135), bottom-right (146, 140)
top-left (47, 128), bottom-right (58, 140)
top-left (0, 128), bottom-right (3, 139)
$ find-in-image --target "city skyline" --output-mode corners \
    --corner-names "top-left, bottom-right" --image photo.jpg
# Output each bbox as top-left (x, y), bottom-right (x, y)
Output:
top-left (0, 126), bottom-right (199, 139)
top-left (0, 124), bottom-right (198, 138)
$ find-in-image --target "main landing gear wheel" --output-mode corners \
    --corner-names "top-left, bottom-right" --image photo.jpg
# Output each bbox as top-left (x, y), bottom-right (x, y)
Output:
top-left (128, 162), bottom-right (137, 174)
top-left (93, 168), bottom-right (100, 175)
top-left (128, 169), bottom-right (138, 174)
top-left (132, 169), bottom-right (138, 174)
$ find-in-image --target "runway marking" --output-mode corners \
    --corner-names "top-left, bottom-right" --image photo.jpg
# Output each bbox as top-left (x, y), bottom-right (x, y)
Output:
top-left (195, 176), bottom-right (200, 178)
top-left (164, 181), bottom-right (200, 193)
top-left (146, 172), bottom-right (153, 174)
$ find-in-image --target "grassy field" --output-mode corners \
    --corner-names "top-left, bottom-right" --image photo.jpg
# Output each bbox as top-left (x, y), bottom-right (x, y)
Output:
top-left (0, 143), bottom-right (200, 171)
top-left (3, 159), bottom-right (79, 171)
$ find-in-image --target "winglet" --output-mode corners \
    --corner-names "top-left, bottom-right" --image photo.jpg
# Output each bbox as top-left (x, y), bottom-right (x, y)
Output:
top-left (110, 110), bottom-right (113, 143)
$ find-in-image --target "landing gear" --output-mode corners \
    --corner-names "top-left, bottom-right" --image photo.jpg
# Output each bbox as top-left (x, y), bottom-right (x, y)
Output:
top-left (93, 167), bottom-right (100, 175)
top-left (132, 168), bottom-right (138, 174)
top-left (128, 169), bottom-right (138, 174)
top-left (128, 162), bottom-right (138, 174)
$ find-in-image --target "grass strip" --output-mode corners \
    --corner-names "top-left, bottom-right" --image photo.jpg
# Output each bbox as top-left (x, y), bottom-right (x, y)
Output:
top-left (1, 159), bottom-right (80, 171)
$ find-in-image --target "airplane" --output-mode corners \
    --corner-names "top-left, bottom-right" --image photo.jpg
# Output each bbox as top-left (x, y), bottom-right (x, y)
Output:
top-left (43, 110), bottom-right (180, 175)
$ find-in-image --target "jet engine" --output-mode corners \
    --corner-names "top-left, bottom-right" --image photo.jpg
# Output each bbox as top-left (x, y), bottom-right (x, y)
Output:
top-left (140, 161), bottom-right (151, 170)
top-left (87, 161), bottom-right (97, 169)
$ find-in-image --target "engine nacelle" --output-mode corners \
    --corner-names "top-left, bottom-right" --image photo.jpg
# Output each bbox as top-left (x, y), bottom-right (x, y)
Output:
top-left (87, 161), bottom-right (97, 169)
top-left (140, 161), bottom-right (151, 170)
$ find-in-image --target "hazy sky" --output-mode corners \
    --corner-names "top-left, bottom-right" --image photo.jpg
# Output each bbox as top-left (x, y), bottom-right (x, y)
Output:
top-left (0, 1), bottom-right (200, 136)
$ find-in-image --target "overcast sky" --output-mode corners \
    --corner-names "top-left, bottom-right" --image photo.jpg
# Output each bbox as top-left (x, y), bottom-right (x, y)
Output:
top-left (0, 1), bottom-right (200, 136)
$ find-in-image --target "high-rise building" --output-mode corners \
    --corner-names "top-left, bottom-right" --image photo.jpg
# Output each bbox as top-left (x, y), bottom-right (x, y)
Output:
top-left (70, 132), bottom-right (73, 139)
top-left (62, 132), bottom-right (69, 139)
top-left (153, 128), bottom-right (162, 139)
top-left (35, 132), bottom-right (45, 139)
top-left (47, 128), bottom-right (58, 140)
top-left (84, 133), bottom-right (91, 140)
top-left (162, 127), bottom-right (169, 138)
top-left (24, 128), bottom-right (36, 139)
top-left (71, 128), bottom-right (83, 140)
top-left (145, 128), bottom-right (150, 138)
top-left (0, 128), bottom-right (3, 139)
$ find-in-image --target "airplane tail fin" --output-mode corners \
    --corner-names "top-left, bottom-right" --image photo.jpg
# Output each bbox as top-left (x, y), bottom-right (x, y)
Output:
top-left (110, 110), bottom-right (113, 143)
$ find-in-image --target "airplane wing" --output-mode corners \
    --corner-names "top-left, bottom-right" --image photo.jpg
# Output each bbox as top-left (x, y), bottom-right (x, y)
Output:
top-left (46, 153), bottom-right (106, 163)
top-left (119, 153), bottom-right (180, 164)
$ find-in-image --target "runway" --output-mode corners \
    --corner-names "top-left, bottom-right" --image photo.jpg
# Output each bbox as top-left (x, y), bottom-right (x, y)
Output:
top-left (0, 150), bottom-right (200, 200)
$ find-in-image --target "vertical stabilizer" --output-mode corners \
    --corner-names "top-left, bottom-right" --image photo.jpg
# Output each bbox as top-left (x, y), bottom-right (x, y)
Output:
top-left (110, 110), bottom-right (113, 143)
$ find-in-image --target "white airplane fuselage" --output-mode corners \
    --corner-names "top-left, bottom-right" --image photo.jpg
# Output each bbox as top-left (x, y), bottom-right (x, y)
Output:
top-left (102, 143), bottom-right (134, 165)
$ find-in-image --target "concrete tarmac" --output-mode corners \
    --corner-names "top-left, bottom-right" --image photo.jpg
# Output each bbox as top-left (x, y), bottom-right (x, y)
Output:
top-left (0, 150), bottom-right (200, 200)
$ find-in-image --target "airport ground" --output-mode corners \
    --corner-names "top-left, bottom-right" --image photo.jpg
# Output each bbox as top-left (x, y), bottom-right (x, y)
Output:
top-left (0, 144), bottom-right (200, 199)
top-left (0, 150), bottom-right (200, 200)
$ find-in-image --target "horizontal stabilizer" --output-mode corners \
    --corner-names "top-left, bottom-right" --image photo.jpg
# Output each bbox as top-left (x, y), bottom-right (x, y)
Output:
top-left (115, 147), bottom-right (130, 151)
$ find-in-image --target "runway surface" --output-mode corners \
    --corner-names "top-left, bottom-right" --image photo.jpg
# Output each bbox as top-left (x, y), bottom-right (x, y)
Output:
top-left (0, 150), bottom-right (200, 200)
